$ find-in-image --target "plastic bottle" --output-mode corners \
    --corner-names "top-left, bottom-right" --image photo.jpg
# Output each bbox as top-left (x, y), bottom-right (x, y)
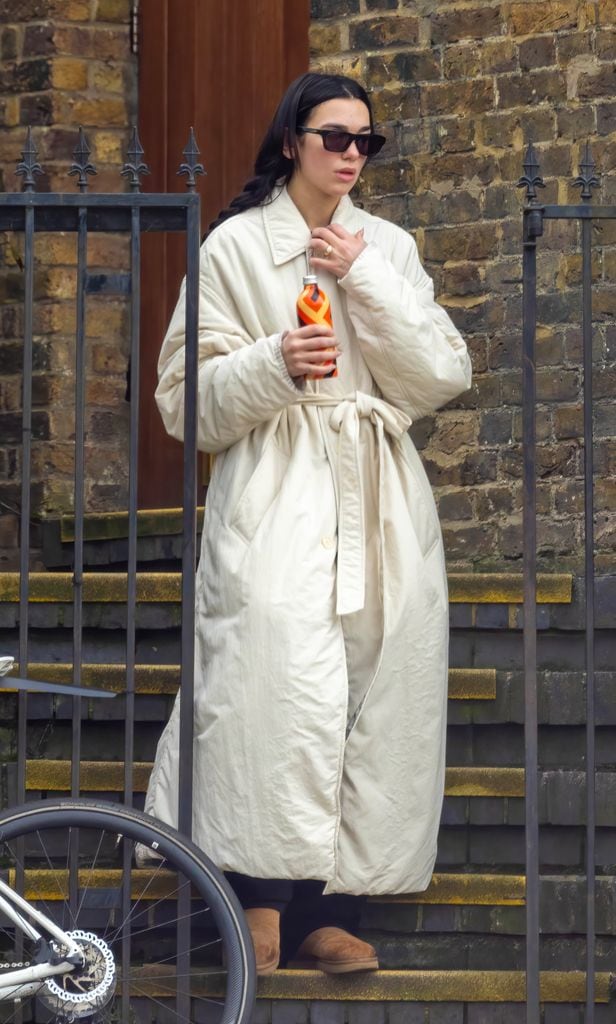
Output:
top-left (296, 275), bottom-right (337, 380)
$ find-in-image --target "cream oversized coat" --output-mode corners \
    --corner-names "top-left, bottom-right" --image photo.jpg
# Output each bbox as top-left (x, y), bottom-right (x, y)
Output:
top-left (144, 185), bottom-right (472, 895)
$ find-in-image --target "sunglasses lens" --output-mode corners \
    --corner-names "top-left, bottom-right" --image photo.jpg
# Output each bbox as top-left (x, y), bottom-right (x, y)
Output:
top-left (318, 130), bottom-right (386, 156)
top-left (365, 134), bottom-right (385, 156)
top-left (323, 131), bottom-right (351, 153)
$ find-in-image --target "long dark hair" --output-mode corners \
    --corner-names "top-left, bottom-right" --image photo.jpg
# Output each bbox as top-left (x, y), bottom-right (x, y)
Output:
top-left (205, 72), bottom-right (374, 237)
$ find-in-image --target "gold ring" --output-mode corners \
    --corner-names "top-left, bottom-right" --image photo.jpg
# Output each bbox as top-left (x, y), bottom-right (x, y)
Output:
top-left (323, 244), bottom-right (333, 257)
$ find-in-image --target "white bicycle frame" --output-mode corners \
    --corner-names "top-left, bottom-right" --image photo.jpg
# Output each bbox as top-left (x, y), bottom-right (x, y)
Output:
top-left (0, 874), bottom-right (83, 999)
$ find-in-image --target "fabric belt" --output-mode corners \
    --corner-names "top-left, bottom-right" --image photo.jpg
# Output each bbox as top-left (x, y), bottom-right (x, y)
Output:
top-left (296, 391), bottom-right (412, 616)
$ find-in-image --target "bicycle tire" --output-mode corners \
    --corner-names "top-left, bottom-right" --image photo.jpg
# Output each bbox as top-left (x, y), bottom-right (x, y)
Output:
top-left (0, 799), bottom-right (256, 1024)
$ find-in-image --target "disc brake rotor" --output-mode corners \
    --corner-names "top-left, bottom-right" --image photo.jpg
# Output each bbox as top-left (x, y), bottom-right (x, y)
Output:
top-left (39, 929), bottom-right (116, 1020)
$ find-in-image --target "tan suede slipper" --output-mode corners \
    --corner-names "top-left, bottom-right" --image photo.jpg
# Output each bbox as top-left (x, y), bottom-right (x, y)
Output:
top-left (288, 926), bottom-right (379, 973)
top-left (244, 907), bottom-right (280, 976)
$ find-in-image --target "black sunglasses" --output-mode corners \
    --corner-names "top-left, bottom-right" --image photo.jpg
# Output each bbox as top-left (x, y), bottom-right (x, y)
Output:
top-left (297, 127), bottom-right (386, 157)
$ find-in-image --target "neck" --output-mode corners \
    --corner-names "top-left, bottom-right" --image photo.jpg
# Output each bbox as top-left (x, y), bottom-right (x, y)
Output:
top-left (286, 177), bottom-right (339, 230)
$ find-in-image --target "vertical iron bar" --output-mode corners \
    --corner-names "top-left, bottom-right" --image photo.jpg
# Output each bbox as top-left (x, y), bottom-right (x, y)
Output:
top-left (523, 207), bottom-right (540, 1024)
top-left (15, 202), bottom-right (35, 1023)
top-left (582, 213), bottom-right (595, 1020)
top-left (70, 204), bottom-right (87, 916)
top-left (121, 202), bottom-right (140, 1023)
top-left (17, 204), bottom-right (34, 806)
top-left (176, 194), bottom-right (200, 1024)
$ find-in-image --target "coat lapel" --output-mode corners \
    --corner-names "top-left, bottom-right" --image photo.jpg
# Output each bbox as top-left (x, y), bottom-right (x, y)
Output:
top-left (262, 185), bottom-right (361, 267)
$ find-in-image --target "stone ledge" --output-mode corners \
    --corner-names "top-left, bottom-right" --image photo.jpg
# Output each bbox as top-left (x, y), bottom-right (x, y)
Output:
top-left (59, 507), bottom-right (206, 542)
top-left (7, 664), bottom-right (497, 700)
top-left (10, 869), bottom-right (524, 906)
top-left (253, 970), bottom-right (613, 1003)
top-left (20, 761), bottom-right (525, 795)
top-left (0, 572), bottom-right (574, 605)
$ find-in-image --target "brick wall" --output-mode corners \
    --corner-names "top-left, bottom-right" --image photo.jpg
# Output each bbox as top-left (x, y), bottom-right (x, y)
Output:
top-left (1, 0), bottom-right (615, 577)
top-left (0, 0), bottom-right (134, 567)
top-left (310, 0), bottom-right (616, 574)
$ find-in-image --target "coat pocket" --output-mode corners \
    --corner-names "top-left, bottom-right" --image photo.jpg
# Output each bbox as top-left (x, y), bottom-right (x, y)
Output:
top-left (229, 440), bottom-right (290, 545)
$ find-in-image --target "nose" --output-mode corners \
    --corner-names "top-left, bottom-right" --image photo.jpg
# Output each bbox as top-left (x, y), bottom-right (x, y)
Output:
top-left (343, 141), bottom-right (362, 159)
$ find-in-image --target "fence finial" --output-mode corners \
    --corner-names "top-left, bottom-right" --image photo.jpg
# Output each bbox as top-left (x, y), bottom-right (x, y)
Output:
top-left (121, 125), bottom-right (150, 192)
top-left (69, 127), bottom-right (97, 192)
top-left (517, 142), bottom-right (545, 203)
top-left (15, 127), bottom-right (43, 192)
top-left (572, 141), bottom-right (600, 201)
top-left (177, 128), bottom-right (205, 191)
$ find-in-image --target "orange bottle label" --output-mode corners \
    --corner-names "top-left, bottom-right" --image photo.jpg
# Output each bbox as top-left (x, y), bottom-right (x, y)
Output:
top-left (297, 281), bottom-right (337, 379)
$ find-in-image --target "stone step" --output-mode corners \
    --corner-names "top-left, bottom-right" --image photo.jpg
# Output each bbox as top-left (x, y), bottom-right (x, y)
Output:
top-left (13, 867), bottom-right (614, 909)
top-left (11, 759), bottom-right (616, 830)
top-left (20, 761), bottom-right (525, 795)
top-left (17, 763), bottom-right (616, 827)
top-left (5, 663), bottom-right (497, 701)
top-left (97, 967), bottom-right (616, 1005)
top-left (59, 507), bottom-right (207, 543)
top-left (254, 970), bottom-right (612, 1004)
top-left (11, 666), bottom-right (616, 730)
top-left (0, 571), bottom-right (573, 605)
top-left (7, 869), bottom-right (523, 905)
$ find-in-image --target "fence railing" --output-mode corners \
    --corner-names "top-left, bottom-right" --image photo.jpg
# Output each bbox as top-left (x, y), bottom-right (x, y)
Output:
top-left (519, 141), bottom-right (603, 1024)
top-left (1, 124), bottom-right (202, 1024)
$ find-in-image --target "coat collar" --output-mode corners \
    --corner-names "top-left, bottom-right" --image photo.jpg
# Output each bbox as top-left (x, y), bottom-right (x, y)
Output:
top-left (262, 185), bottom-right (360, 267)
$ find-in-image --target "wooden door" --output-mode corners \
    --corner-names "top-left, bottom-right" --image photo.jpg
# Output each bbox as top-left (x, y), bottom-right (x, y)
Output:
top-left (137, 0), bottom-right (309, 507)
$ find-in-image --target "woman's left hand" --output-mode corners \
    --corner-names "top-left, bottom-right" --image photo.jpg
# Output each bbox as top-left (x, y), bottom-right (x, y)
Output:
top-left (309, 225), bottom-right (366, 279)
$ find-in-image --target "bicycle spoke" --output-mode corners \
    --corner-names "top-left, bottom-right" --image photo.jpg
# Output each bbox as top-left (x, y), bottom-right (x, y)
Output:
top-left (0, 803), bottom-right (254, 1024)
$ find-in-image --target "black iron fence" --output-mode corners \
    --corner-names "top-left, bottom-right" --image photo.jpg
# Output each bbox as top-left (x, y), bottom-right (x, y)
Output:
top-left (0, 125), bottom-right (202, 1023)
top-left (519, 141), bottom-right (604, 1024)
top-left (1, 125), bottom-right (202, 836)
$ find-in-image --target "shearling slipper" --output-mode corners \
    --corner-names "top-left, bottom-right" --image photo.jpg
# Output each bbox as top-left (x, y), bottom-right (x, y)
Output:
top-left (244, 907), bottom-right (280, 976)
top-left (288, 926), bottom-right (379, 973)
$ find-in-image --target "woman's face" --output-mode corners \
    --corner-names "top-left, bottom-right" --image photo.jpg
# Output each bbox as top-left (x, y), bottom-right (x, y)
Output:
top-left (290, 97), bottom-right (371, 202)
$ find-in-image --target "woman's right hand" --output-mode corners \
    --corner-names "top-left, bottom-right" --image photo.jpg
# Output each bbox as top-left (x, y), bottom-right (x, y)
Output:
top-left (281, 324), bottom-right (340, 379)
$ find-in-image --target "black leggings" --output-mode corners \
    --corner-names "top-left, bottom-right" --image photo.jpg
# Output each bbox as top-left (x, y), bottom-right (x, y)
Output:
top-left (226, 872), bottom-right (365, 963)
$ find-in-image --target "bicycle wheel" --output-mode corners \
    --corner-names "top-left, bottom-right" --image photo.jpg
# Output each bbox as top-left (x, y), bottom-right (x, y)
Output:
top-left (0, 799), bottom-right (256, 1024)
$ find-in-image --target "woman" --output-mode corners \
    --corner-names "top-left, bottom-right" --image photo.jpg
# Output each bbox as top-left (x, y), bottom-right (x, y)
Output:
top-left (144, 72), bottom-right (472, 975)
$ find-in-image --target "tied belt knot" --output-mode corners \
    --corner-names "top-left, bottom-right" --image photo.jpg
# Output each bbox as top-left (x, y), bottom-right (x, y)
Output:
top-left (296, 391), bottom-right (412, 616)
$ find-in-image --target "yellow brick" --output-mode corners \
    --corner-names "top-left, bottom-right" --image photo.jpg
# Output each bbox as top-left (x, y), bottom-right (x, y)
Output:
top-left (92, 342), bottom-right (129, 374)
top-left (51, 58), bottom-right (88, 90)
top-left (508, 1), bottom-right (579, 35)
top-left (89, 61), bottom-right (125, 93)
top-left (88, 233), bottom-right (130, 267)
top-left (2, 97), bottom-right (20, 127)
top-left (309, 22), bottom-right (341, 57)
top-left (86, 378), bottom-right (127, 406)
top-left (34, 234), bottom-right (77, 266)
top-left (50, 0), bottom-right (91, 20)
top-left (72, 97), bottom-right (128, 127)
top-left (45, 267), bottom-right (77, 300)
top-left (91, 130), bottom-right (124, 163)
top-left (88, 301), bottom-right (126, 337)
top-left (96, 0), bottom-right (131, 21)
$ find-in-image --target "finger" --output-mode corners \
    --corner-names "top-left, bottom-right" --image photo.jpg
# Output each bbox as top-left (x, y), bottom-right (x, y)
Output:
top-left (302, 338), bottom-right (339, 352)
top-left (310, 226), bottom-right (338, 243)
top-left (294, 324), bottom-right (335, 339)
top-left (355, 228), bottom-right (365, 240)
top-left (326, 223), bottom-right (352, 239)
top-left (310, 256), bottom-right (346, 275)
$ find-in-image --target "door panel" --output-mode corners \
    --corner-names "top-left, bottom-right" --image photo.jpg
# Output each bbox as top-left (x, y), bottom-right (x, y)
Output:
top-left (137, 0), bottom-right (309, 507)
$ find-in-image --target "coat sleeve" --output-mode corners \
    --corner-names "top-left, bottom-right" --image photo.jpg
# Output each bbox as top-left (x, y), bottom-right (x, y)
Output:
top-left (338, 232), bottom-right (472, 420)
top-left (155, 245), bottom-right (303, 454)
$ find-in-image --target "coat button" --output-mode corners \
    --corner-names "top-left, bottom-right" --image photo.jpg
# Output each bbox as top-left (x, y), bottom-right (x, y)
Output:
top-left (321, 536), bottom-right (336, 549)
